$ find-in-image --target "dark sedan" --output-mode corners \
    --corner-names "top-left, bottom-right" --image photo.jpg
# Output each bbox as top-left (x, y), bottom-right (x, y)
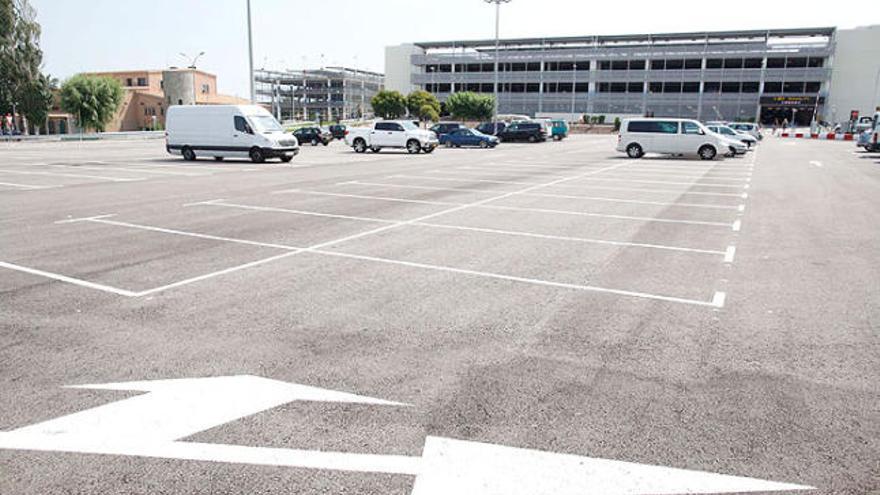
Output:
top-left (293, 127), bottom-right (332, 146)
top-left (439, 128), bottom-right (499, 148)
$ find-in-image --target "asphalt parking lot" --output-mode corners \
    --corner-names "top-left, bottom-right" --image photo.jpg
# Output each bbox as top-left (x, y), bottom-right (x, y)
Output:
top-left (1, 135), bottom-right (878, 494)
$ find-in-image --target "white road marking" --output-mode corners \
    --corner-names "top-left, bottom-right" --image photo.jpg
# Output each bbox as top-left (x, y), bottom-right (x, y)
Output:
top-left (51, 164), bottom-right (207, 177)
top-left (0, 261), bottom-right (138, 297)
top-left (724, 246), bottom-right (736, 263)
top-left (281, 186), bottom-right (743, 211)
top-left (743, 184), bottom-right (750, 190)
top-left (738, 204), bottom-right (746, 212)
top-left (0, 168), bottom-right (143, 182)
top-left (809, 160), bottom-right (823, 167)
top-left (428, 169), bottom-right (744, 188)
top-left (204, 201), bottom-right (398, 224)
top-left (461, 167), bottom-right (752, 182)
top-left (55, 214), bottom-right (118, 224)
top-left (732, 219), bottom-right (742, 232)
top-left (0, 181), bottom-right (60, 190)
top-left (388, 175), bottom-right (747, 198)
top-left (0, 376), bottom-right (810, 494)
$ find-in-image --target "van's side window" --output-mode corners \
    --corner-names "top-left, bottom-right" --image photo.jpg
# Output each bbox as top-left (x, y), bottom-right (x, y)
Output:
top-left (376, 122), bottom-right (400, 131)
top-left (234, 116), bottom-right (250, 133)
top-left (682, 122), bottom-right (702, 135)
top-left (628, 121), bottom-right (678, 133)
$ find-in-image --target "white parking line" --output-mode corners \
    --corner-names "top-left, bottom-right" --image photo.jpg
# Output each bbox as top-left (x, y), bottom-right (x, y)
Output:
top-left (50, 165), bottom-right (207, 177)
top-left (0, 169), bottom-right (143, 182)
top-left (426, 169), bottom-right (747, 188)
top-left (71, 217), bottom-right (727, 307)
top-left (0, 261), bottom-right (139, 297)
top-left (0, 181), bottom-right (61, 190)
top-left (724, 246), bottom-right (737, 263)
top-left (732, 219), bottom-right (742, 232)
top-left (280, 186), bottom-right (742, 211)
top-left (460, 166), bottom-right (752, 182)
top-left (389, 175), bottom-right (748, 198)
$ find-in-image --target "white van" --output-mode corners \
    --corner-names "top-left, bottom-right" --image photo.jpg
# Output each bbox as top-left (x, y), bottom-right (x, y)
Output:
top-left (617, 118), bottom-right (735, 160)
top-left (165, 105), bottom-right (299, 163)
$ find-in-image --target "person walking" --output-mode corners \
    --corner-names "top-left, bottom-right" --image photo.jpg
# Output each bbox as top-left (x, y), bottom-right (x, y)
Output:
top-left (772, 118), bottom-right (779, 136)
top-left (782, 117), bottom-right (789, 134)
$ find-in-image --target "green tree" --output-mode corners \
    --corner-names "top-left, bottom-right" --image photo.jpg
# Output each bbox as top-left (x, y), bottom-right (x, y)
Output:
top-left (445, 92), bottom-right (494, 121)
top-left (59, 75), bottom-right (124, 132)
top-left (0, 0), bottom-right (47, 133)
top-left (18, 72), bottom-right (53, 130)
top-left (406, 90), bottom-right (440, 124)
top-left (370, 90), bottom-right (407, 119)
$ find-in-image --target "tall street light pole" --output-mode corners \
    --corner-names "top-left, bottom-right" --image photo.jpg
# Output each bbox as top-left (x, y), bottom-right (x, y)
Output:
top-left (485, 0), bottom-right (511, 135)
top-left (570, 63), bottom-right (577, 120)
top-left (247, 0), bottom-right (255, 103)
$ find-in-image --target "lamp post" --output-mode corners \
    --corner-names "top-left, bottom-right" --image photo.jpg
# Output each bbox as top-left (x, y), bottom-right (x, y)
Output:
top-left (484, 0), bottom-right (511, 134)
top-left (570, 63), bottom-right (577, 121)
top-left (872, 66), bottom-right (880, 113)
top-left (179, 51), bottom-right (205, 69)
top-left (247, 0), bottom-right (255, 103)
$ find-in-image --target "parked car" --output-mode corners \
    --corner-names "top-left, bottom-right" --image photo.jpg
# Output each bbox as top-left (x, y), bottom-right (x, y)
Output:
top-left (706, 124), bottom-right (758, 149)
top-left (293, 126), bottom-right (332, 146)
top-left (617, 118), bottom-right (737, 160)
top-left (328, 124), bottom-right (347, 140)
top-left (866, 111), bottom-right (880, 152)
top-left (497, 122), bottom-right (547, 143)
top-left (728, 122), bottom-right (763, 140)
top-left (476, 122), bottom-right (507, 136)
top-left (165, 104), bottom-right (299, 163)
top-left (857, 130), bottom-right (872, 150)
top-left (439, 128), bottom-right (499, 148)
top-left (550, 119), bottom-right (569, 141)
top-left (344, 120), bottom-right (439, 154)
top-left (429, 122), bottom-right (465, 138)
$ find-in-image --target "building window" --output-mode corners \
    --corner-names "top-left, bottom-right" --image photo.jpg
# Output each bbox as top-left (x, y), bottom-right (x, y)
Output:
top-left (611, 60), bottom-right (628, 70)
top-left (767, 57), bottom-right (785, 69)
top-left (650, 60), bottom-right (664, 70)
top-left (575, 82), bottom-right (589, 92)
top-left (511, 63), bottom-right (526, 72)
top-left (137, 77), bottom-right (147, 86)
top-left (663, 82), bottom-right (681, 93)
top-left (526, 83), bottom-right (540, 92)
top-left (648, 82), bottom-right (663, 93)
top-left (744, 58), bottom-right (762, 69)
top-left (808, 57), bottom-right (824, 68)
top-left (721, 82), bottom-right (740, 93)
top-left (526, 62), bottom-right (540, 71)
top-left (723, 58), bottom-right (743, 69)
top-left (201, 83), bottom-right (210, 94)
top-left (627, 82), bottom-right (643, 93)
top-left (125, 78), bottom-right (133, 86)
top-left (703, 81), bottom-right (721, 93)
top-left (684, 59), bottom-right (702, 70)
top-left (786, 57), bottom-right (807, 68)
top-left (466, 63), bottom-right (481, 72)
top-left (741, 81), bottom-right (760, 93)
top-left (665, 59), bottom-right (684, 70)
top-left (610, 82), bottom-right (627, 93)
top-left (598, 82), bottom-right (609, 93)
top-left (629, 60), bottom-right (646, 70)
top-left (763, 81), bottom-right (782, 93)
top-left (481, 63), bottom-right (494, 72)
top-left (682, 81), bottom-right (700, 93)
top-left (805, 81), bottom-right (821, 93)
top-left (706, 59), bottom-right (723, 69)
top-left (783, 81), bottom-right (805, 93)
top-left (481, 83), bottom-right (493, 92)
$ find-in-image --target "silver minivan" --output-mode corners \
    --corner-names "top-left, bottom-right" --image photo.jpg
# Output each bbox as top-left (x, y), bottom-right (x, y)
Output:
top-left (616, 118), bottom-right (735, 160)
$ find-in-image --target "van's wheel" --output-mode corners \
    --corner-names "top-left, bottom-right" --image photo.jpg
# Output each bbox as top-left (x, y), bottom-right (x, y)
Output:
top-left (353, 138), bottom-right (367, 153)
top-left (249, 147), bottom-right (266, 163)
top-left (528, 135), bottom-right (537, 143)
top-left (182, 146), bottom-right (196, 161)
top-left (423, 146), bottom-right (435, 154)
top-left (310, 138), bottom-right (318, 146)
top-left (322, 141), bottom-right (329, 146)
top-left (724, 147), bottom-right (736, 158)
top-left (370, 146), bottom-right (381, 153)
top-left (626, 143), bottom-right (644, 158)
top-left (279, 155), bottom-right (293, 163)
top-left (213, 156), bottom-right (224, 162)
top-left (406, 139), bottom-right (421, 154)
top-left (553, 135), bottom-right (562, 141)
top-left (699, 145), bottom-right (717, 161)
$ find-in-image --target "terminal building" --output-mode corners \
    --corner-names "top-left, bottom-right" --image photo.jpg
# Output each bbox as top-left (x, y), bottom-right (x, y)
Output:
top-left (254, 67), bottom-right (384, 122)
top-left (385, 25), bottom-right (880, 125)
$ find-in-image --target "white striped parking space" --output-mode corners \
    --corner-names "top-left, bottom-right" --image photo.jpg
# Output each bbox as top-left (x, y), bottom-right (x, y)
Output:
top-left (426, 169), bottom-right (747, 189)
top-left (0, 168), bottom-right (145, 182)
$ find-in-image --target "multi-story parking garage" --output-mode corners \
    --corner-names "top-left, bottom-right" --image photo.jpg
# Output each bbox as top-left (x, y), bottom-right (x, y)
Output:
top-left (255, 67), bottom-right (383, 122)
top-left (385, 26), bottom-right (880, 125)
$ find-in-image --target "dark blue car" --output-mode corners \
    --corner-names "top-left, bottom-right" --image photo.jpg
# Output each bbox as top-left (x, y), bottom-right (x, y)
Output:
top-left (439, 128), bottom-right (499, 148)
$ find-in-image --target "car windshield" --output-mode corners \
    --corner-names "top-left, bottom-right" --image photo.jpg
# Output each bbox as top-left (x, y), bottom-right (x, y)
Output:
top-left (471, 129), bottom-right (487, 137)
top-left (399, 121), bottom-right (419, 131)
top-left (249, 115), bottom-right (283, 133)
top-left (718, 127), bottom-right (736, 135)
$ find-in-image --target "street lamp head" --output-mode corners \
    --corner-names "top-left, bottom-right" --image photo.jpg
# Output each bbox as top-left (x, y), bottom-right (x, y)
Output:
top-left (483, 0), bottom-right (511, 3)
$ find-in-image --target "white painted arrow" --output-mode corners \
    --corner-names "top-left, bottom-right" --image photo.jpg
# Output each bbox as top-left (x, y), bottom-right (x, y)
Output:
top-left (0, 376), bottom-right (813, 494)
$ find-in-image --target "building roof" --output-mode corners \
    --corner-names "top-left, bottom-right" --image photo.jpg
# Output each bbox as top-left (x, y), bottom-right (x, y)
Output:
top-left (414, 27), bottom-right (836, 49)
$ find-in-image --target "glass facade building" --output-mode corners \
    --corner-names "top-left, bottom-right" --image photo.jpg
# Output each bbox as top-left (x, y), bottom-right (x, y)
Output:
top-left (255, 67), bottom-right (384, 122)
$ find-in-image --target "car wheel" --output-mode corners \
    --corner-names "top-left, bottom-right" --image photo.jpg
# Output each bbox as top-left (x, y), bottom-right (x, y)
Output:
top-left (279, 155), bottom-right (293, 163)
top-left (479, 140), bottom-right (489, 148)
top-left (370, 146), bottom-right (381, 153)
top-left (445, 141), bottom-right (453, 148)
top-left (528, 135), bottom-right (537, 143)
top-left (626, 143), bottom-right (643, 158)
top-left (406, 139), bottom-right (421, 154)
top-left (213, 156), bottom-right (224, 162)
top-left (423, 146), bottom-right (435, 154)
top-left (322, 141), bottom-right (329, 146)
top-left (353, 139), bottom-right (367, 153)
top-left (553, 135), bottom-right (561, 141)
top-left (310, 138), bottom-right (318, 146)
top-left (182, 146), bottom-right (196, 161)
top-left (249, 147), bottom-right (265, 163)
top-left (698, 145), bottom-right (717, 161)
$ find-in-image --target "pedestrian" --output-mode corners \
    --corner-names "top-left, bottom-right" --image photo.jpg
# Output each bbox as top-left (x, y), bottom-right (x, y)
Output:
top-left (772, 118), bottom-right (779, 136)
top-left (782, 117), bottom-right (789, 133)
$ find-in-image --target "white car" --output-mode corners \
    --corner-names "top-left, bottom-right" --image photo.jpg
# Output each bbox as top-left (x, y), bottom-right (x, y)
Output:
top-left (706, 124), bottom-right (758, 149)
top-left (165, 105), bottom-right (299, 163)
top-left (344, 120), bottom-right (439, 154)
top-left (728, 122), bottom-right (763, 141)
top-left (617, 118), bottom-right (737, 160)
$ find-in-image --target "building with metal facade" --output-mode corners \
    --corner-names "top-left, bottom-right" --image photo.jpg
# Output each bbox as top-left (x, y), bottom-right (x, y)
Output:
top-left (384, 27), bottom-right (879, 125)
top-left (255, 67), bottom-right (383, 122)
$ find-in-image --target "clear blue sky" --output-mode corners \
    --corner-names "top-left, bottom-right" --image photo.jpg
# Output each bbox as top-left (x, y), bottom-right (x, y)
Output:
top-left (33, 0), bottom-right (872, 98)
